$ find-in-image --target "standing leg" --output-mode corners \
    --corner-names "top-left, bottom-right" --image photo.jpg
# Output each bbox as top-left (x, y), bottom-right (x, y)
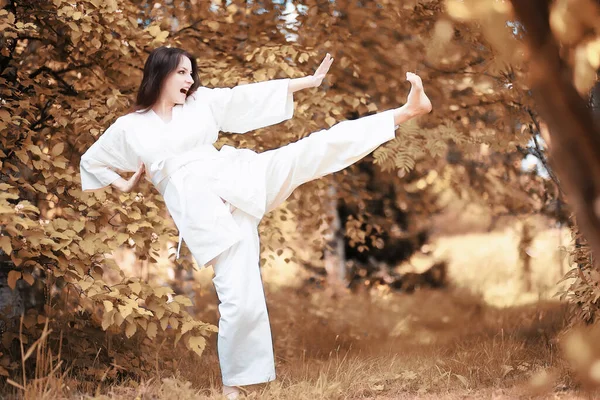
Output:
top-left (211, 209), bottom-right (275, 397)
top-left (260, 73), bottom-right (432, 211)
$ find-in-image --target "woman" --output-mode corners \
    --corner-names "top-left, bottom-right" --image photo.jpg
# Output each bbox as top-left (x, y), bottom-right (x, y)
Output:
top-left (80, 46), bottom-right (431, 398)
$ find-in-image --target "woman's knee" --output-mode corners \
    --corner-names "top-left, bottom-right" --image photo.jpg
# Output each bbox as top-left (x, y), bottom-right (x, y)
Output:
top-left (220, 296), bottom-right (268, 327)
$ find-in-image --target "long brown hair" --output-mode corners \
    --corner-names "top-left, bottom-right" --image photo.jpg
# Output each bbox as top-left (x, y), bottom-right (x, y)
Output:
top-left (134, 46), bottom-right (200, 111)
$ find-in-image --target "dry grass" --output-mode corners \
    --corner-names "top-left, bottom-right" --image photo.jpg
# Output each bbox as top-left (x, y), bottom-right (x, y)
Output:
top-left (2, 288), bottom-right (581, 399)
top-left (2, 214), bottom-right (593, 399)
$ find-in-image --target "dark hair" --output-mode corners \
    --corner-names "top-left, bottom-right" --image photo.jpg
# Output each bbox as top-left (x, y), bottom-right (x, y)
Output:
top-left (134, 46), bottom-right (200, 111)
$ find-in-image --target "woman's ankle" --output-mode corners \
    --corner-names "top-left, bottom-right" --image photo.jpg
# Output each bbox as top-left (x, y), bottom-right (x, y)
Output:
top-left (393, 105), bottom-right (417, 125)
top-left (223, 385), bottom-right (240, 398)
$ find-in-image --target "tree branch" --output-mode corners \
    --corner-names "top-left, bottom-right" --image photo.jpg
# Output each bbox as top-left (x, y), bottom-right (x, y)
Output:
top-left (0, 0), bottom-right (18, 76)
top-left (30, 99), bottom-right (54, 132)
top-left (28, 66), bottom-right (78, 96)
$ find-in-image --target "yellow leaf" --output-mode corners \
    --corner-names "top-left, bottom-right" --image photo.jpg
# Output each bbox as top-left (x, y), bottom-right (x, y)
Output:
top-left (52, 159), bottom-right (66, 169)
top-left (33, 183), bottom-right (47, 193)
top-left (298, 53), bottom-right (309, 63)
top-left (114, 311), bottom-right (125, 327)
top-left (174, 331), bottom-right (183, 348)
top-left (586, 37), bottom-right (600, 69)
top-left (72, 11), bottom-right (82, 20)
top-left (115, 232), bottom-right (129, 244)
top-left (129, 282), bottom-right (141, 295)
top-left (51, 143), bottom-right (65, 156)
top-left (78, 279), bottom-right (93, 291)
top-left (148, 302), bottom-right (165, 319)
top-left (160, 316), bottom-right (169, 331)
top-left (188, 336), bottom-right (206, 357)
top-left (118, 303), bottom-right (134, 319)
top-left (79, 239), bottom-right (96, 255)
top-left (148, 25), bottom-right (161, 37)
top-left (173, 295), bottom-right (193, 306)
top-left (137, 318), bottom-right (148, 330)
top-left (445, 0), bottom-right (472, 21)
top-left (22, 272), bottom-right (34, 286)
top-left (102, 309), bottom-right (114, 330)
top-left (207, 21), bottom-right (220, 31)
top-left (15, 149), bottom-right (28, 164)
top-left (103, 300), bottom-right (113, 312)
top-left (125, 320), bottom-right (137, 338)
top-left (169, 301), bottom-right (180, 313)
top-left (72, 220), bottom-right (85, 233)
top-left (154, 286), bottom-right (173, 299)
top-left (169, 316), bottom-right (180, 330)
top-left (147, 322), bottom-right (158, 339)
top-left (155, 31), bottom-right (169, 43)
top-left (0, 236), bottom-right (12, 254)
top-left (27, 145), bottom-right (43, 156)
top-left (7, 270), bottom-right (21, 289)
top-left (127, 223), bottom-right (139, 234)
top-left (181, 320), bottom-right (194, 334)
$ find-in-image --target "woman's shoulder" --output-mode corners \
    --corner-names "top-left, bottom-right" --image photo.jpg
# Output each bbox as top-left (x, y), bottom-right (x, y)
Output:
top-left (185, 88), bottom-right (208, 105)
top-left (98, 112), bottom-right (147, 140)
top-left (185, 86), bottom-right (227, 105)
top-left (113, 110), bottom-right (151, 128)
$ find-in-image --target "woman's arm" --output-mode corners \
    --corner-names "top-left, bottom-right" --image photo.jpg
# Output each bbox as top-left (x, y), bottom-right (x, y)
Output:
top-left (287, 53), bottom-right (334, 95)
top-left (80, 118), bottom-right (142, 192)
top-left (110, 163), bottom-right (145, 193)
top-left (194, 53), bottom-right (334, 134)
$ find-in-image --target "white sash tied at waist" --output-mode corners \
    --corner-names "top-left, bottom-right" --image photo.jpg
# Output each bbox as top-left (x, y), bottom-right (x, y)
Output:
top-left (147, 145), bottom-right (267, 260)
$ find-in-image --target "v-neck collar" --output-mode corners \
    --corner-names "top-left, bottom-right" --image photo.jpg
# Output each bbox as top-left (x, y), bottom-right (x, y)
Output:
top-left (150, 105), bottom-right (180, 125)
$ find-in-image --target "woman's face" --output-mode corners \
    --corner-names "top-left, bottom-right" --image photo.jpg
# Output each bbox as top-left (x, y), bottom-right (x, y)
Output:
top-left (160, 56), bottom-right (194, 106)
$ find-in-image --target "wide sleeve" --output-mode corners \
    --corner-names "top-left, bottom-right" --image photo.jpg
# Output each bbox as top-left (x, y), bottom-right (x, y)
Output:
top-left (79, 118), bottom-right (138, 192)
top-left (195, 78), bottom-right (295, 134)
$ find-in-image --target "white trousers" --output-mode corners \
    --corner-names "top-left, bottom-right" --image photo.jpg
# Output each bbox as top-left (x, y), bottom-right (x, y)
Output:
top-left (211, 110), bottom-right (397, 386)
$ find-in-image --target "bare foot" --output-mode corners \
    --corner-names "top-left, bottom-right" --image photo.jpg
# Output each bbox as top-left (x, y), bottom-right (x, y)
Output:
top-left (223, 385), bottom-right (240, 399)
top-left (405, 72), bottom-right (432, 116)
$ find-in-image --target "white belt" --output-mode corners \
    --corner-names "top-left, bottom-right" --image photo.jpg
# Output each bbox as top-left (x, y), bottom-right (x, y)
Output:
top-left (148, 148), bottom-right (219, 260)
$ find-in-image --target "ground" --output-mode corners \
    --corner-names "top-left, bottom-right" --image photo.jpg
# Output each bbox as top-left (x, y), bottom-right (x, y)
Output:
top-left (4, 209), bottom-right (598, 399)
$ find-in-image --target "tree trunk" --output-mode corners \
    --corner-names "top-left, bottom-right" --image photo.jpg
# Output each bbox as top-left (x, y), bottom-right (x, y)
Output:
top-left (510, 1), bottom-right (600, 261)
top-left (323, 186), bottom-right (347, 296)
top-left (591, 79), bottom-right (600, 125)
top-left (0, 260), bottom-right (25, 334)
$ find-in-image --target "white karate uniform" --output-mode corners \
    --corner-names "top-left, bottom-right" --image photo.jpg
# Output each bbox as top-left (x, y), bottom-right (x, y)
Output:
top-left (79, 78), bottom-right (397, 386)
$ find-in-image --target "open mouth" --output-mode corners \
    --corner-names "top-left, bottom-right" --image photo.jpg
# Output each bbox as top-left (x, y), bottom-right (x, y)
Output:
top-left (180, 88), bottom-right (188, 95)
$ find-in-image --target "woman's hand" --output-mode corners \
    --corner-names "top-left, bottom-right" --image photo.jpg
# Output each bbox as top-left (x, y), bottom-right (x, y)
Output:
top-left (112, 163), bottom-right (145, 193)
top-left (311, 53), bottom-right (334, 88)
top-left (287, 53), bottom-right (335, 95)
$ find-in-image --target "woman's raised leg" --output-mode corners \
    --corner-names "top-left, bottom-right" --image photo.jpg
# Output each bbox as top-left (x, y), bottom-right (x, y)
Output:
top-left (260, 72), bottom-right (432, 211)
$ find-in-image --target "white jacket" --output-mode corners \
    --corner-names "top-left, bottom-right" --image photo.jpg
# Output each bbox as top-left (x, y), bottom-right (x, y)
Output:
top-left (80, 79), bottom-right (295, 265)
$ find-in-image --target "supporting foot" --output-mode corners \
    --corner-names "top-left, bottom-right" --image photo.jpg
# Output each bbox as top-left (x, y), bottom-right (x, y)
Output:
top-left (404, 72), bottom-right (432, 117)
top-left (223, 385), bottom-right (244, 399)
